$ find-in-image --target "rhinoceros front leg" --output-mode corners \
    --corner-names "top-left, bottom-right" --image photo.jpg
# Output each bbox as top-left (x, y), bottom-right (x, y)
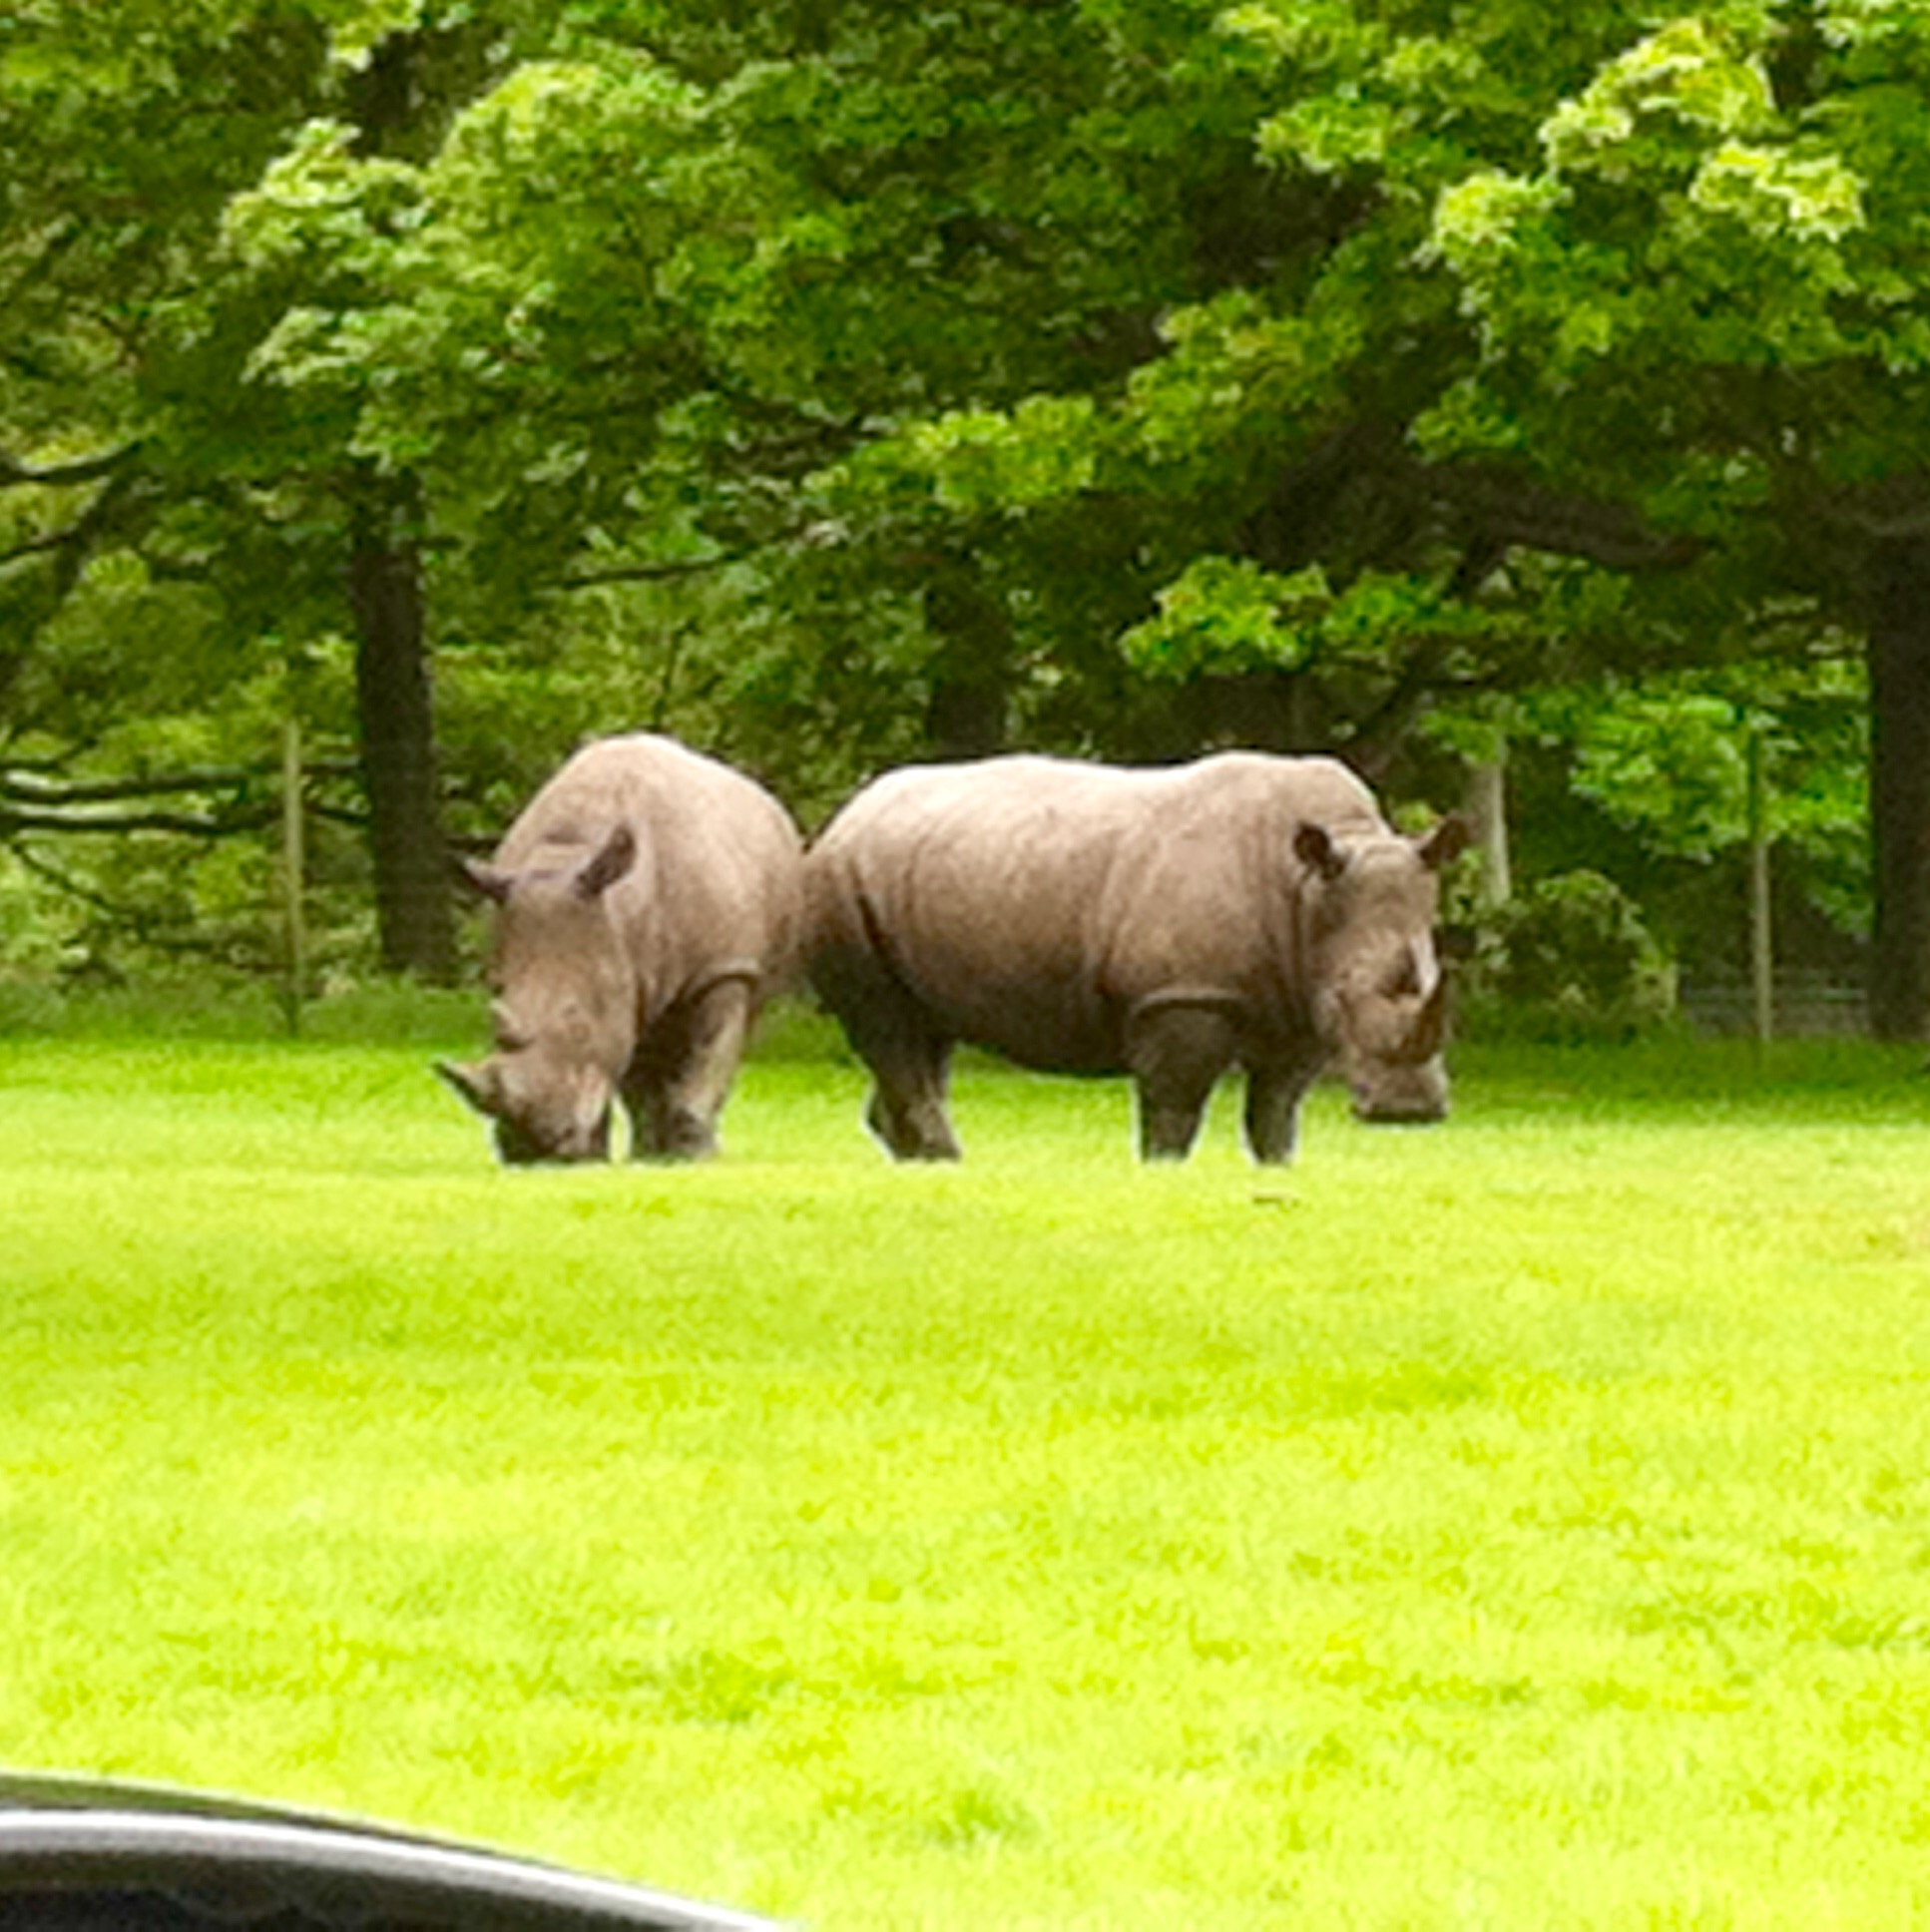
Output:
top-left (815, 950), bottom-right (961, 1160)
top-left (625, 978), bottom-right (753, 1162)
top-left (1127, 1002), bottom-right (1240, 1163)
top-left (1243, 1059), bottom-right (1320, 1166)
top-left (864, 1038), bottom-right (961, 1162)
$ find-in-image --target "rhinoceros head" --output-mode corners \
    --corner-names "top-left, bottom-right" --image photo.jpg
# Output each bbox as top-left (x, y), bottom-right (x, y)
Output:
top-left (1294, 814), bottom-right (1470, 1125)
top-left (437, 824), bottom-right (640, 1164)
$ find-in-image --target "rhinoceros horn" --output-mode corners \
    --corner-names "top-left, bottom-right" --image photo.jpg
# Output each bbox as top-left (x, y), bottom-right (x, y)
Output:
top-left (1403, 975), bottom-right (1450, 1063)
top-left (455, 855), bottom-right (516, 904)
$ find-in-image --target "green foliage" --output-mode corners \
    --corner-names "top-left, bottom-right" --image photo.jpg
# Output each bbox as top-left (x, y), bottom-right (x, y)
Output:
top-left (1563, 665), bottom-right (1868, 876)
top-left (1573, 692), bottom-right (1762, 859)
top-left (0, 0), bottom-right (1907, 988)
top-left (901, 399), bottom-right (1102, 514)
top-left (1416, 1), bottom-right (1930, 522)
top-left (315, 0), bottom-right (428, 68)
top-left (0, 853), bottom-right (78, 982)
top-left (1540, 21), bottom-right (1778, 170)
top-left (1465, 868), bottom-right (1677, 1042)
top-left (1417, 587), bottom-right (1871, 975)
top-left (1119, 555), bottom-right (1331, 679)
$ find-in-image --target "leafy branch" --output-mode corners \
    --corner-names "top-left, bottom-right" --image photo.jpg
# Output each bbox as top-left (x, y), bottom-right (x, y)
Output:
top-left (0, 445), bottom-right (142, 494)
top-left (0, 760), bottom-right (352, 839)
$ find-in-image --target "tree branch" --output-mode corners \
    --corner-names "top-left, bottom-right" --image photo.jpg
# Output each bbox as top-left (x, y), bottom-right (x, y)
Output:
top-left (0, 461), bottom-right (145, 585)
top-left (9, 842), bottom-right (252, 965)
top-left (0, 758), bottom-right (360, 834)
top-left (1803, 474), bottom-right (1930, 541)
top-left (1, 765), bottom-right (273, 805)
top-left (0, 444), bottom-right (141, 493)
top-left (0, 803), bottom-right (275, 838)
top-left (557, 553), bottom-right (747, 591)
top-left (0, 527), bottom-right (85, 570)
top-left (1418, 461), bottom-right (1701, 572)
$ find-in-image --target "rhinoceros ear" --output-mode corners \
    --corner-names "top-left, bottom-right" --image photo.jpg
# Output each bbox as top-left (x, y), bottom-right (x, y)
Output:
top-left (490, 1000), bottom-right (532, 1054)
top-left (574, 823), bottom-right (638, 901)
top-left (454, 854), bottom-right (515, 904)
top-left (436, 1058), bottom-right (503, 1118)
top-left (1294, 821), bottom-right (1348, 883)
top-left (1416, 814), bottom-right (1473, 871)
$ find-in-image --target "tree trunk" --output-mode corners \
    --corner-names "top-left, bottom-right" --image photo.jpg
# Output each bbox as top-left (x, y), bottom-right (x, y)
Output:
top-left (1867, 537), bottom-right (1930, 1038)
top-left (1200, 671), bottom-right (1322, 752)
top-left (339, 28), bottom-right (454, 981)
top-left (347, 476), bottom-right (456, 982)
top-left (1465, 758), bottom-right (1511, 908)
top-left (923, 561), bottom-right (1010, 759)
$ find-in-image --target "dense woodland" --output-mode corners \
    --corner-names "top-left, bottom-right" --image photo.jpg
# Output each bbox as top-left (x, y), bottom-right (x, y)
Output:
top-left (0, 0), bottom-right (1910, 1029)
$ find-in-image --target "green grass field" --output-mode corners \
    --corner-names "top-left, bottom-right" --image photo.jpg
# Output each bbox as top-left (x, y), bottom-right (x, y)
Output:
top-left (4, 1008), bottom-right (1930, 1927)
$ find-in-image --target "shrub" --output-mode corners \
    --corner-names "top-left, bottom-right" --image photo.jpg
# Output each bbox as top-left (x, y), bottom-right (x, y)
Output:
top-left (1461, 870), bottom-right (1676, 1043)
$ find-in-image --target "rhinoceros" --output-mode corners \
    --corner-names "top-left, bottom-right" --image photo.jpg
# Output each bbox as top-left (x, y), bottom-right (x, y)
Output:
top-left (438, 733), bottom-right (803, 1164)
top-left (804, 750), bottom-right (1468, 1163)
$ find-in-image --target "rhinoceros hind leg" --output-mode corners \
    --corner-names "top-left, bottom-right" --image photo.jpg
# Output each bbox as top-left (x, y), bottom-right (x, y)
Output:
top-left (625, 978), bottom-right (752, 1162)
top-left (1128, 1004), bottom-right (1239, 1163)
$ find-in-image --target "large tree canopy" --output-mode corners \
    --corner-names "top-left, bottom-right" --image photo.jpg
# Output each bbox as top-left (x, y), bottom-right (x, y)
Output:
top-left (781, 0), bottom-right (1930, 1027)
top-left (1, 0), bottom-right (1922, 1025)
top-left (1413, 5), bottom-right (1930, 1029)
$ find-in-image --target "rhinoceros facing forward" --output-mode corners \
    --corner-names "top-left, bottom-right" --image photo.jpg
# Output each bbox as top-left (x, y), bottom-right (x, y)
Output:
top-left (439, 733), bottom-right (803, 1164)
top-left (805, 751), bottom-right (1468, 1163)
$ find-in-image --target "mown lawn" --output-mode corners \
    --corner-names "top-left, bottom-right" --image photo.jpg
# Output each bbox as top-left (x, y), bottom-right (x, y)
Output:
top-left (4, 1014), bottom-right (1930, 1927)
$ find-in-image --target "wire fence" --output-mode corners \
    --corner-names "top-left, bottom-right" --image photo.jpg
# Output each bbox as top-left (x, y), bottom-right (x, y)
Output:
top-left (1678, 969), bottom-right (1869, 1038)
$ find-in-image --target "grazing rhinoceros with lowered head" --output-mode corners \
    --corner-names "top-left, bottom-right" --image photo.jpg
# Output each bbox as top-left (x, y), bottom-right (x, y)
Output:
top-left (439, 733), bottom-right (803, 1164)
top-left (804, 750), bottom-right (1468, 1163)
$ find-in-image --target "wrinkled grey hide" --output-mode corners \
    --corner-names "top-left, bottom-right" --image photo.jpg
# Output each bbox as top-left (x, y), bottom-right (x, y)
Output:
top-left (439, 734), bottom-right (803, 1164)
top-left (805, 751), bottom-right (1468, 1164)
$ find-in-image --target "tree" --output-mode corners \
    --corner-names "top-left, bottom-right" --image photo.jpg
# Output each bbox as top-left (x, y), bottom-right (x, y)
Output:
top-left (1403, 7), bottom-right (1930, 1033)
top-left (1425, 645), bottom-right (1869, 983)
top-left (812, 0), bottom-right (1930, 1029)
top-left (3, 1), bottom-right (581, 980)
top-left (794, 0), bottom-right (1708, 777)
top-left (3, 0), bottom-right (1918, 1017)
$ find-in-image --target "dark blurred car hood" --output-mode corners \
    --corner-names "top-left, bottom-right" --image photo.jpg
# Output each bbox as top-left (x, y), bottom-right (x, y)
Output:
top-left (0, 1771), bottom-right (784, 1929)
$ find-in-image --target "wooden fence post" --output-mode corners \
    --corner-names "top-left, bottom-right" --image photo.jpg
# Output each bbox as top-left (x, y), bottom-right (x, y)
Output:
top-left (1747, 724), bottom-right (1773, 1054)
top-left (280, 711), bottom-right (307, 1037)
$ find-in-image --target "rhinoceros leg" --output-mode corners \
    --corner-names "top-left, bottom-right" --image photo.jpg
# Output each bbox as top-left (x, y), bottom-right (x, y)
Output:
top-left (1243, 1060), bottom-right (1320, 1166)
top-left (812, 939), bottom-right (961, 1159)
top-left (840, 1004), bottom-right (958, 1160)
top-left (1127, 1003), bottom-right (1239, 1162)
top-left (624, 978), bottom-right (752, 1162)
top-left (862, 1036), bottom-right (960, 1162)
